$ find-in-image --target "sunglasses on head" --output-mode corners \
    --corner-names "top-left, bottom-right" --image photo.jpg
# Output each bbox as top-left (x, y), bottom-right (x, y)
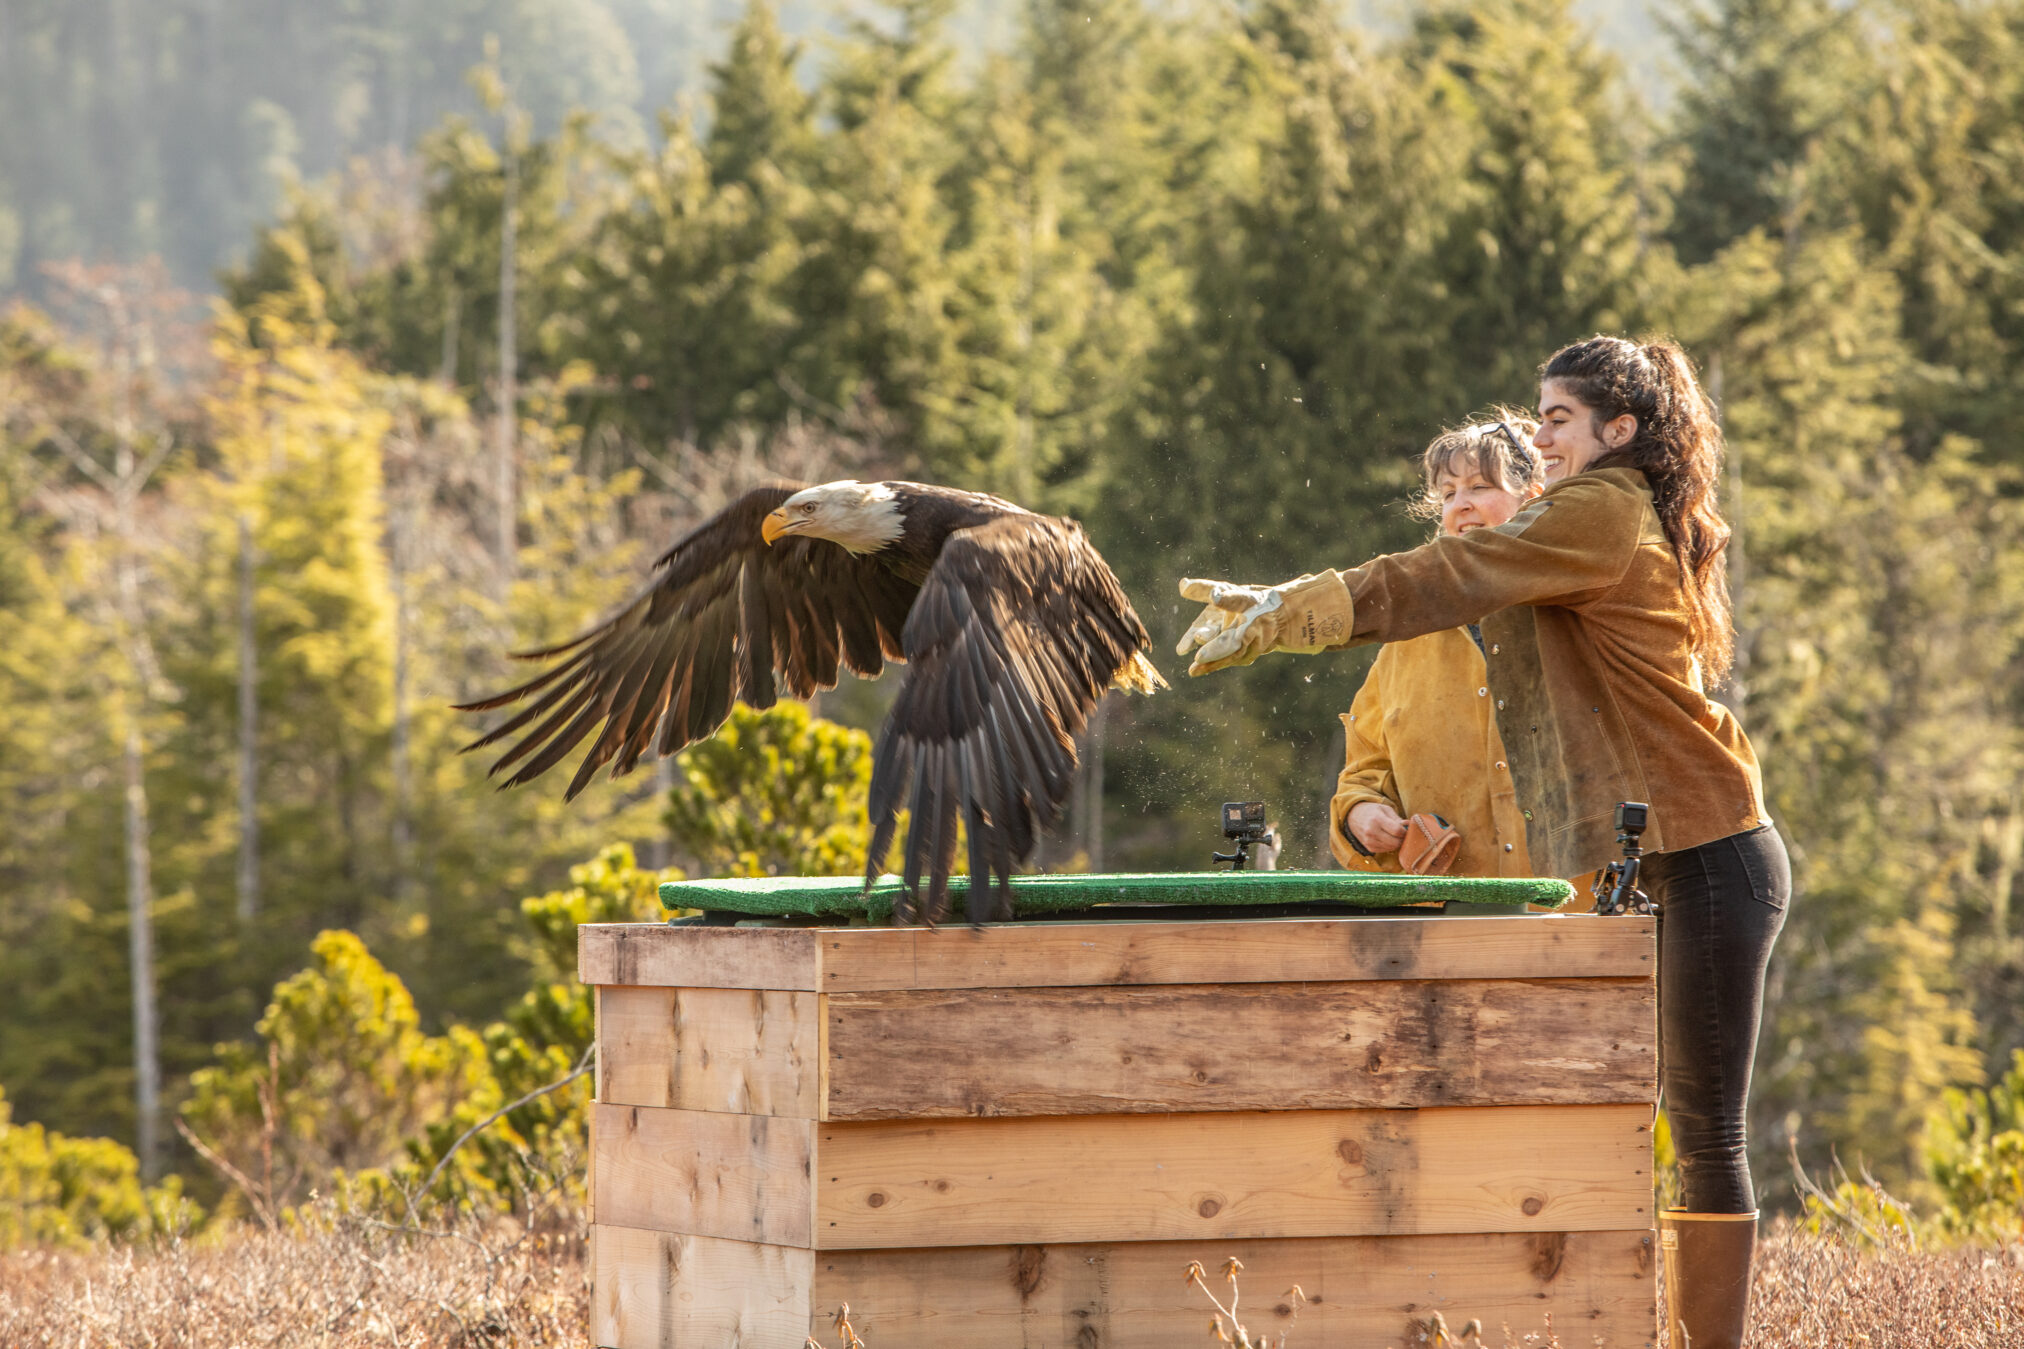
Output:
top-left (1482, 420), bottom-right (1542, 475)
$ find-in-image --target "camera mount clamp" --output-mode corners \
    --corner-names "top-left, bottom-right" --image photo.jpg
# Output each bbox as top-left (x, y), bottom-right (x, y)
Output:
top-left (1591, 801), bottom-right (1658, 916)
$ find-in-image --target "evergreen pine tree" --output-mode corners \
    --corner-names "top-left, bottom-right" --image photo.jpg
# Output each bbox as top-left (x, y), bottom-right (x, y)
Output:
top-left (1674, 221), bottom-right (2023, 1192)
top-left (1665, 0), bottom-right (1866, 264)
top-left (706, 0), bottom-right (815, 189)
top-left (1841, 0), bottom-right (2024, 459)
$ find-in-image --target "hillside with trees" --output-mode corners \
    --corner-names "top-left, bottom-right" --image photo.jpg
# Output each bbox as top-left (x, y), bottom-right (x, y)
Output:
top-left (2, 0), bottom-right (2022, 1237)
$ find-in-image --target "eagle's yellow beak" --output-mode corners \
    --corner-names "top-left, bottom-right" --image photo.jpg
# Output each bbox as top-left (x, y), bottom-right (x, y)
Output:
top-left (761, 508), bottom-right (792, 546)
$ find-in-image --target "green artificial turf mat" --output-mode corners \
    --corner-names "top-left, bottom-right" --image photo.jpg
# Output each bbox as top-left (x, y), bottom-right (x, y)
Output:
top-left (660, 871), bottom-right (1573, 922)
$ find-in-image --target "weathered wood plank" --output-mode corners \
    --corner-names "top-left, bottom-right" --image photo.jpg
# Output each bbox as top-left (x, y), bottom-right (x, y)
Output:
top-left (591, 1103), bottom-right (814, 1246)
top-left (821, 1228), bottom-right (1657, 1349)
top-left (823, 977), bottom-right (1655, 1118)
top-left (589, 1227), bottom-right (1656, 1349)
top-left (812, 1103), bottom-right (1650, 1248)
top-left (599, 986), bottom-right (823, 1117)
top-left (579, 923), bottom-right (820, 990)
top-left (580, 916), bottom-right (1654, 992)
top-left (815, 915), bottom-right (1654, 992)
top-left (591, 1224), bottom-right (814, 1349)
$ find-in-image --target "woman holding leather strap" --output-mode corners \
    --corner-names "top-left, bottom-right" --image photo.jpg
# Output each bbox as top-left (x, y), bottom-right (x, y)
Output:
top-left (1180, 336), bottom-right (1787, 1349)
top-left (1330, 415), bottom-right (1545, 878)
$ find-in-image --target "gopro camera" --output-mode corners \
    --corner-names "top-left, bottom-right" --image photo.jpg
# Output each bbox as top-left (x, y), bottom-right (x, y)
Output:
top-left (1591, 800), bottom-right (1657, 915)
top-left (1214, 801), bottom-right (1272, 871)
top-left (1222, 801), bottom-right (1268, 841)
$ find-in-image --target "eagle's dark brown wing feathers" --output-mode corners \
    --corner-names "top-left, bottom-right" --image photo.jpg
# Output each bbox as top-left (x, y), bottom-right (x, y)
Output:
top-left (867, 515), bottom-right (1152, 924)
top-left (564, 620), bottom-right (675, 781)
top-left (461, 487), bottom-right (1157, 920)
top-left (455, 484), bottom-right (916, 799)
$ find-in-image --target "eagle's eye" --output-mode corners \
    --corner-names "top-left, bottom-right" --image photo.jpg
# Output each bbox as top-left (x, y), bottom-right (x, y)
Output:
top-left (802, 503), bottom-right (817, 514)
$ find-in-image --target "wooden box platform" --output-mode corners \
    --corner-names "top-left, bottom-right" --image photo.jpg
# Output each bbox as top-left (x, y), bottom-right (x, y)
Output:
top-left (580, 907), bottom-right (1658, 1348)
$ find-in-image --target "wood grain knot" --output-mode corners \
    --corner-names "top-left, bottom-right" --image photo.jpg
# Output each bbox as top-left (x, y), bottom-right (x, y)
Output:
top-left (933, 1179), bottom-right (951, 1193)
top-left (1337, 1139), bottom-right (1364, 1165)
top-left (1529, 1231), bottom-right (1568, 1281)
top-left (1011, 1245), bottom-right (1046, 1300)
top-left (1197, 1197), bottom-right (1222, 1218)
top-left (1521, 1195), bottom-right (1545, 1216)
top-left (866, 1192), bottom-right (887, 1208)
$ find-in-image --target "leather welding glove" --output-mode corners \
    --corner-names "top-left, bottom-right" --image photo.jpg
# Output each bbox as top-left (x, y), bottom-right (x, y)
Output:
top-left (1175, 571), bottom-right (1354, 675)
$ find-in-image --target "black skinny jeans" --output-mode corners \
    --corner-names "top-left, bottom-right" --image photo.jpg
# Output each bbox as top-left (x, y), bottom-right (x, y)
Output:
top-left (1643, 823), bottom-right (1791, 1214)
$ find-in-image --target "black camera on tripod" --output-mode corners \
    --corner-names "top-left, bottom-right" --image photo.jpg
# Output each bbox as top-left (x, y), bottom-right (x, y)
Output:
top-left (1591, 801), bottom-right (1657, 915)
top-left (1213, 801), bottom-right (1276, 871)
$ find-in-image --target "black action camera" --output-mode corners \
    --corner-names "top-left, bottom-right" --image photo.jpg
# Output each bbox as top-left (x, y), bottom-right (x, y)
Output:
top-left (1213, 801), bottom-right (1271, 871)
top-left (1591, 801), bottom-right (1657, 915)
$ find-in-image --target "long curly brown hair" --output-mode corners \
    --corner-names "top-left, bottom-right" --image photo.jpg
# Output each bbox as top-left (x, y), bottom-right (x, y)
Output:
top-left (1540, 335), bottom-right (1734, 682)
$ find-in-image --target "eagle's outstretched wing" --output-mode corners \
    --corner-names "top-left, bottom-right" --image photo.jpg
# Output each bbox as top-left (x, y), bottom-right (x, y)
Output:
top-left (866, 514), bottom-right (1159, 924)
top-left (456, 483), bottom-right (918, 798)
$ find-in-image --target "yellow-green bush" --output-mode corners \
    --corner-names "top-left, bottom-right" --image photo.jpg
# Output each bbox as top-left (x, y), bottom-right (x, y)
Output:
top-left (1925, 1048), bottom-right (2024, 1243)
top-left (180, 930), bottom-right (490, 1221)
top-left (0, 1086), bottom-right (198, 1248)
top-left (665, 701), bottom-right (873, 878)
top-left (400, 843), bottom-right (672, 1217)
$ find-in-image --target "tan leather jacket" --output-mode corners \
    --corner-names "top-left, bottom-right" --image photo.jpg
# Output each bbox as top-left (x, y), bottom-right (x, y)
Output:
top-left (1328, 628), bottom-right (1533, 877)
top-left (1330, 464), bottom-right (1768, 878)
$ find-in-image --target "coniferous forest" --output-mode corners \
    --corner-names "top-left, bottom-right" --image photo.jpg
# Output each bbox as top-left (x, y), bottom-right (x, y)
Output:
top-left (4, 0), bottom-right (2024, 1254)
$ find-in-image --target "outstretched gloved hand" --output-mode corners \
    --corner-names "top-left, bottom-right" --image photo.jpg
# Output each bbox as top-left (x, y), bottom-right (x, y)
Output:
top-left (1175, 571), bottom-right (1354, 675)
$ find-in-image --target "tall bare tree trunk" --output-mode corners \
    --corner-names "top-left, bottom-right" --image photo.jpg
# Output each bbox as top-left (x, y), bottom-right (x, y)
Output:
top-left (389, 508), bottom-right (415, 906)
top-left (494, 156), bottom-right (518, 586)
top-left (121, 707), bottom-right (161, 1179)
top-left (235, 511), bottom-right (259, 922)
top-left (439, 282), bottom-right (461, 385)
top-left (102, 289), bottom-right (163, 1182)
top-left (1991, 793), bottom-right (2022, 948)
top-left (647, 753), bottom-right (677, 870)
top-left (114, 540), bottom-right (160, 1178)
top-left (1712, 351), bottom-right (1747, 711)
top-left (1085, 698), bottom-right (1106, 873)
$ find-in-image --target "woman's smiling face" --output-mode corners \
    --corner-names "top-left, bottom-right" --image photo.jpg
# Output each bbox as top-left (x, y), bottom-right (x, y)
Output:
top-left (1436, 457), bottom-right (1535, 536)
top-left (1533, 378), bottom-right (1635, 482)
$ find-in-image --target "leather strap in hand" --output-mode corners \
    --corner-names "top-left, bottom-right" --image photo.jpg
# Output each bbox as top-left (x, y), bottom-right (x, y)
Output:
top-left (1398, 813), bottom-right (1462, 876)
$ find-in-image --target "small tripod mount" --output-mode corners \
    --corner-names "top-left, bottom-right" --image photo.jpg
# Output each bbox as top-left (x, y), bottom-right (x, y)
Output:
top-left (1591, 801), bottom-right (1657, 915)
top-left (1213, 800), bottom-right (1272, 871)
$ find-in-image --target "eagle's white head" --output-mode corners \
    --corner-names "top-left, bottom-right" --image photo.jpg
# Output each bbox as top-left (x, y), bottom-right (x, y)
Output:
top-left (761, 480), bottom-right (905, 556)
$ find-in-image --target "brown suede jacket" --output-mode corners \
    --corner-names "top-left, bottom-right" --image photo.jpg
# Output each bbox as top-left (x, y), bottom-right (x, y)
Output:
top-left (1330, 463), bottom-right (1768, 878)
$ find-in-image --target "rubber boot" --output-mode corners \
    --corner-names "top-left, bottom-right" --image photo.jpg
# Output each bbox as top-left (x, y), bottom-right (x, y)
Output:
top-left (1659, 1210), bottom-right (1757, 1349)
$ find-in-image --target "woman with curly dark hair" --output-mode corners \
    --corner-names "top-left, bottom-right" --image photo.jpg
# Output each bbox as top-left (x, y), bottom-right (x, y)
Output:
top-left (1180, 336), bottom-right (1786, 1349)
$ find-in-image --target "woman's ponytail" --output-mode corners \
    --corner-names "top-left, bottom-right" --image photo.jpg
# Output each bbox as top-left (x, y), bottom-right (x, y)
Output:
top-left (1541, 336), bottom-right (1735, 683)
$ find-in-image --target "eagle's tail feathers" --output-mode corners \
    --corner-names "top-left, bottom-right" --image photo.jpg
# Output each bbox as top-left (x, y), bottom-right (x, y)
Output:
top-left (1112, 648), bottom-right (1168, 695)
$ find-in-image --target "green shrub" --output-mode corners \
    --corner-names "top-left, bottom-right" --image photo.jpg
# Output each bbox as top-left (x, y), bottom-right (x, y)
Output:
top-left (179, 930), bottom-right (489, 1223)
top-left (666, 701), bottom-right (873, 878)
top-left (1924, 1048), bottom-right (2024, 1243)
top-left (0, 1086), bottom-right (199, 1248)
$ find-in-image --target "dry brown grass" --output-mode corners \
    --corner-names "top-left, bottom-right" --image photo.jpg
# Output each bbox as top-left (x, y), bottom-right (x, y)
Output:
top-left (0, 1207), bottom-right (589, 1348)
top-left (3, 1220), bottom-right (2019, 1347)
top-left (1747, 1224), bottom-right (2024, 1347)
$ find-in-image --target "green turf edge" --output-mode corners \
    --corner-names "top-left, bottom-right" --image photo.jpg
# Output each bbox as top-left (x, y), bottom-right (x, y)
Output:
top-left (659, 871), bottom-right (1573, 921)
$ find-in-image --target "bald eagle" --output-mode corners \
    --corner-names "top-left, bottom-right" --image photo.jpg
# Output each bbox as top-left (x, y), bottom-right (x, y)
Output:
top-left (456, 480), bottom-right (1166, 923)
